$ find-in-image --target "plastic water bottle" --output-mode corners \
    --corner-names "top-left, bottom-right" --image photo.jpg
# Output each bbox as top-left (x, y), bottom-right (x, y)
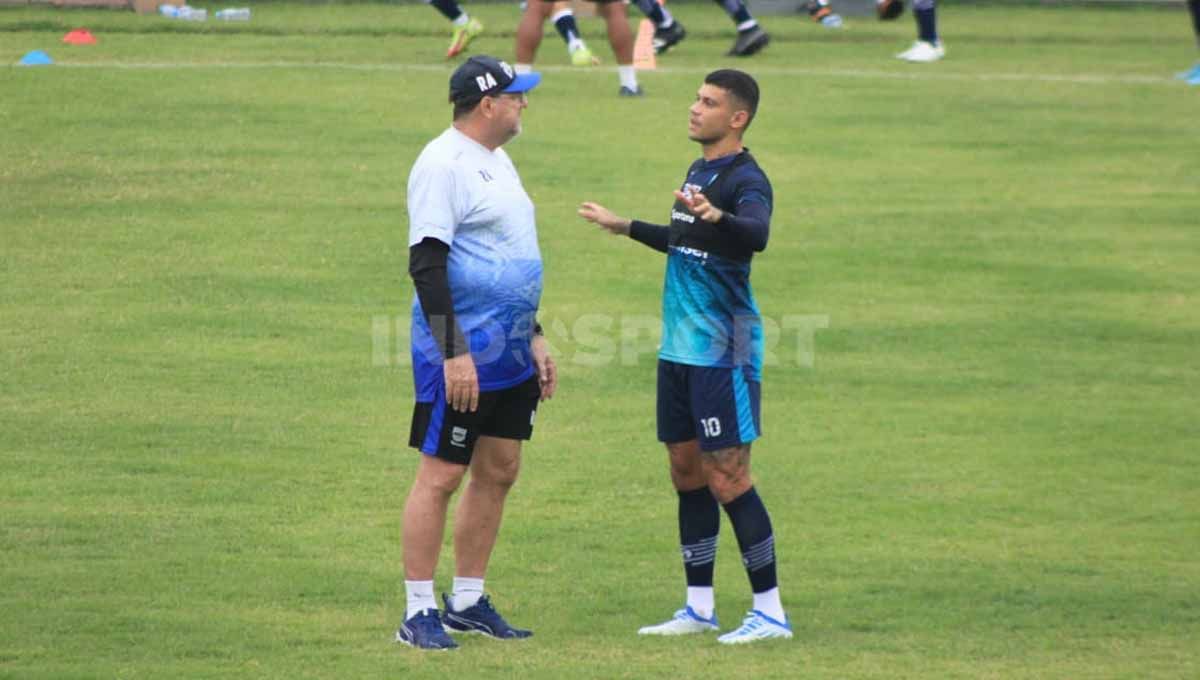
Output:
top-left (215, 8), bottom-right (251, 21)
top-left (177, 6), bottom-right (207, 21)
top-left (158, 4), bottom-right (179, 17)
top-left (819, 13), bottom-right (843, 29)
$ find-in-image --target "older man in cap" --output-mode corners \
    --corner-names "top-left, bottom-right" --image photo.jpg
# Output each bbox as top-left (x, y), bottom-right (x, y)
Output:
top-left (396, 55), bottom-right (557, 651)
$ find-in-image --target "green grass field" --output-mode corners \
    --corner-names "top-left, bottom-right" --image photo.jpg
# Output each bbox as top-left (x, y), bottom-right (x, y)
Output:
top-left (2, 1), bottom-right (1199, 677)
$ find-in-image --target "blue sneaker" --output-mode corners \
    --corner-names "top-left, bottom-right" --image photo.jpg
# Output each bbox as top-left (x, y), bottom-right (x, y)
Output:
top-left (1175, 61), bottom-right (1200, 81)
top-left (396, 608), bottom-right (458, 650)
top-left (716, 609), bottom-right (794, 644)
top-left (441, 593), bottom-right (532, 639)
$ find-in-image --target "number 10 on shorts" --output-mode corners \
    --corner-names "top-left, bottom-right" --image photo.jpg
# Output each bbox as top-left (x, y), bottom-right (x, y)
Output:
top-left (700, 417), bottom-right (722, 438)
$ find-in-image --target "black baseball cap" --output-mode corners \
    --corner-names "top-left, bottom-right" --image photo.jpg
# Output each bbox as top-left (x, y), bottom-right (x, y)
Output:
top-left (449, 55), bottom-right (541, 105)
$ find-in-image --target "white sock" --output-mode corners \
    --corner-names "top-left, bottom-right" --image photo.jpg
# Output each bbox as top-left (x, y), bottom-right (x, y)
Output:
top-left (752, 587), bottom-right (786, 622)
top-left (568, 37), bottom-right (585, 52)
top-left (515, 63), bottom-right (533, 75)
top-left (618, 65), bottom-right (638, 91)
top-left (659, 8), bottom-right (675, 28)
top-left (737, 19), bottom-right (758, 32)
top-left (450, 576), bottom-right (485, 611)
top-left (686, 586), bottom-right (715, 620)
top-left (452, 14), bottom-right (470, 28)
top-left (405, 580), bottom-right (437, 621)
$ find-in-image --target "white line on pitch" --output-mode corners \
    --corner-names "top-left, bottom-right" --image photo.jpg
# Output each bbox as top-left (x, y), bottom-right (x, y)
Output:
top-left (51, 61), bottom-right (1176, 86)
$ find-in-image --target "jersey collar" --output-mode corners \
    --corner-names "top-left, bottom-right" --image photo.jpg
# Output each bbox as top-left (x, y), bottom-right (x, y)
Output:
top-left (698, 147), bottom-right (749, 171)
top-left (448, 125), bottom-right (501, 156)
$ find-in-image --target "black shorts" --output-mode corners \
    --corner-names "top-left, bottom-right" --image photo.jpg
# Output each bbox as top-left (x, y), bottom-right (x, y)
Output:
top-left (657, 359), bottom-right (761, 452)
top-left (408, 374), bottom-right (541, 466)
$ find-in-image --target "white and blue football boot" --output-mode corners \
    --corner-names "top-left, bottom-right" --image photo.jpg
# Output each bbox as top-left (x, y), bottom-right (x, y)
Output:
top-left (716, 609), bottom-right (793, 644)
top-left (637, 606), bottom-right (719, 636)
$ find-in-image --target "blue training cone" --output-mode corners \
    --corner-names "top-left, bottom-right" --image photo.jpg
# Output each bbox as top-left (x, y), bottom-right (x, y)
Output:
top-left (19, 50), bottom-right (54, 66)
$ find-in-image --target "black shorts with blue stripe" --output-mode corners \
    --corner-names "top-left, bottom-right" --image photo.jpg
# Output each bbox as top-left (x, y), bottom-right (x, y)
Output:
top-left (656, 359), bottom-right (761, 452)
top-left (408, 374), bottom-right (540, 466)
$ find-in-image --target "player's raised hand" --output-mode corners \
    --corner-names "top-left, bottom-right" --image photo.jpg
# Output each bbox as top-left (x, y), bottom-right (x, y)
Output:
top-left (673, 189), bottom-right (724, 223)
top-left (443, 352), bottom-right (479, 413)
top-left (578, 201), bottom-right (632, 236)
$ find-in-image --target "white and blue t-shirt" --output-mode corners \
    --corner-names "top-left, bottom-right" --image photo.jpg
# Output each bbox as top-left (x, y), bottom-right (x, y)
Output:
top-left (407, 127), bottom-right (543, 400)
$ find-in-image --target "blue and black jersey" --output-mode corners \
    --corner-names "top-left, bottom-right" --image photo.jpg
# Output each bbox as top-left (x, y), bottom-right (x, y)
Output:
top-left (629, 149), bottom-right (773, 380)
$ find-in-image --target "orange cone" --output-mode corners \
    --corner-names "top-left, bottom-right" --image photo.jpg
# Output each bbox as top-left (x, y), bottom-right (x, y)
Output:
top-left (63, 29), bottom-right (97, 45)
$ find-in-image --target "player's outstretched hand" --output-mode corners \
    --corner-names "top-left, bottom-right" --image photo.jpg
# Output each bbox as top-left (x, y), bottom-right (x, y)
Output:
top-left (444, 352), bottom-right (479, 412)
top-left (578, 201), bottom-right (632, 236)
top-left (673, 189), bottom-right (724, 223)
top-left (531, 335), bottom-right (557, 401)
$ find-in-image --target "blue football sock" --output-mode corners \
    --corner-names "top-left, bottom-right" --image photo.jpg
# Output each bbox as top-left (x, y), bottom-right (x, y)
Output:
top-left (723, 487), bottom-right (778, 594)
top-left (678, 487), bottom-right (720, 588)
top-left (427, 0), bottom-right (464, 23)
top-left (714, 0), bottom-right (754, 28)
top-left (634, 0), bottom-right (668, 26)
top-left (913, 0), bottom-right (938, 44)
top-left (552, 10), bottom-right (581, 47)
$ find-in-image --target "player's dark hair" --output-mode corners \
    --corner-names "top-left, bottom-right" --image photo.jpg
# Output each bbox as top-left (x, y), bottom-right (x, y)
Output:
top-left (704, 69), bottom-right (760, 133)
top-left (451, 94), bottom-right (482, 120)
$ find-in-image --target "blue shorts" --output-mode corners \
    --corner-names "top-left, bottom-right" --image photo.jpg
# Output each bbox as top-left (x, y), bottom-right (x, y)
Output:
top-left (657, 359), bottom-right (761, 451)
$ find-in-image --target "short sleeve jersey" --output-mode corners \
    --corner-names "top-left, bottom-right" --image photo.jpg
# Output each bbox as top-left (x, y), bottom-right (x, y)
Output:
top-left (659, 150), bottom-right (773, 380)
top-left (407, 127), bottom-right (543, 399)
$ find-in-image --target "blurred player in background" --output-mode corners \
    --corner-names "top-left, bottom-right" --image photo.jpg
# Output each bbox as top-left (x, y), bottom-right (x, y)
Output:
top-left (516, 0), bottom-right (644, 96)
top-left (435, 0), bottom-right (599, 65)
top-left (632, 0), bottom-right (688, 55)
top-left (541, 1), bottom-right (601, 66)
top-left (516, 0), bottom-right (771, 90)
top-left (627, 0), bottom-right (773, 57)
top-left (704, 0), bottom-right (770, 57)
top-left (805, 0), bottom-right (843, 29)
top-left (428, 0), bottom-right (485, 59)
top-left (883, 0), bottom-right (944, 63)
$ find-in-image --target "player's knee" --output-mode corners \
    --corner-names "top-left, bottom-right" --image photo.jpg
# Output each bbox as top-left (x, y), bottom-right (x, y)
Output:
top-left (667, 444), bottom-right (704, 489)
top-left (668, 456), bottom-right (704, 489)
top-left (418, 462), bottom-right (467, 498)
top-left (476, 452), bottom-right (522, 488)
top-left (669, 465), bottom-right (704, 491)
top-left (707, 472), bottom-right (752, 504)
top-left (492, 458), bottom-right (521, 488)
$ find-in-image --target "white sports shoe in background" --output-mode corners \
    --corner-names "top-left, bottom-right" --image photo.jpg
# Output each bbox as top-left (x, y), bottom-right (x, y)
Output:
top-left (716, 610), bottom-right (793, 644)
top-left (637, 606), bottom-right (719, 636)
top-left (897, 40), bottom-right (945, 62)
